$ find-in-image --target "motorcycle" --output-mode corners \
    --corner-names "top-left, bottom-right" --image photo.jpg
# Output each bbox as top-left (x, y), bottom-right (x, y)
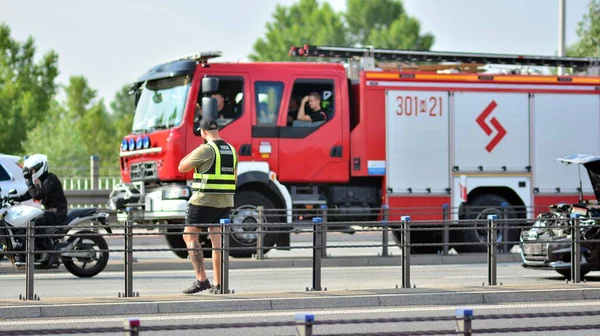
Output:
top-left (0, 187), bottom-right (111, 278)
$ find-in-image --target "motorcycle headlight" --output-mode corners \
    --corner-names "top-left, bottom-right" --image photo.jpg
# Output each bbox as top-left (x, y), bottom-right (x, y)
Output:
top-left (162, 186), bottom-right (191, 200)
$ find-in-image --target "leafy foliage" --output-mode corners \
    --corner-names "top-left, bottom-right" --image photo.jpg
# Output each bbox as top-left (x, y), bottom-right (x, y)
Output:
top-left (249, 0), bottom-right (434, 61)
top-left (0, 23), bottom-right (133, 177)
top-left (567, 0), bottom-right (600, 57)
top-left (0, 23), bottom-right (59, 155)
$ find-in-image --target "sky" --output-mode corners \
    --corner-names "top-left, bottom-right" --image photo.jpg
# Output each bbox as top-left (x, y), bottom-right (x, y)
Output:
top-left (0, 0), bottom-right (591, 107)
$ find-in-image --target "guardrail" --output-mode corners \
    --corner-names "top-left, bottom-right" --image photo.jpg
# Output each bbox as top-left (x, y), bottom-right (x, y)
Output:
top-left (0, 204), bottom-right (596, 334)
top-left (6, 309), bottom-right (600, 335)
top-left (0, 204), bottom-right (593, 299)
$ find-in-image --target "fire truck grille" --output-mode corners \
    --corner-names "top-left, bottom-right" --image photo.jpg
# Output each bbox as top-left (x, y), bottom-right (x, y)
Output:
top-left (130, 161), bottom-right (158, 181)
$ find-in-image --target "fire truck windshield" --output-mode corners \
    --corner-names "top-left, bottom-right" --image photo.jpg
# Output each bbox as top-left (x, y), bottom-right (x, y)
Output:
top-left (131, 75), bottom-right (191, 133)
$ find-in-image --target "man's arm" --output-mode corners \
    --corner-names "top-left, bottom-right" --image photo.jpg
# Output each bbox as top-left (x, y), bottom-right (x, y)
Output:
top-left (23, 174), bottom-right (58, 201)
top-left (296, 96), bottom-right (313, 122)
top-left (178, 145), bottom-right (212, 173)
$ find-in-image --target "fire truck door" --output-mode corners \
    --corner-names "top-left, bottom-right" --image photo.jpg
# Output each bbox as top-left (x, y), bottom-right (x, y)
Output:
top-left (250, 80), bottom-right (282, 172)
top-left (277, 78), bottom-right (345, 183)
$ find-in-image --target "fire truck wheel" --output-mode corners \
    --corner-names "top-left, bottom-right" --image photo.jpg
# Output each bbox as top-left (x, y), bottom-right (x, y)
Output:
top-left (165, 223), bottom-right (212, 259)
top-left (459, 194), bottom-right (521, 253)
top-left (229, 190), bottom-right (279, 258)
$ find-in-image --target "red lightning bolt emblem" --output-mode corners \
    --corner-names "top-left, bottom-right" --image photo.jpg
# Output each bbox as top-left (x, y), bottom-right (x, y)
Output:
top-left (475, 100), bottom-right (507, 153)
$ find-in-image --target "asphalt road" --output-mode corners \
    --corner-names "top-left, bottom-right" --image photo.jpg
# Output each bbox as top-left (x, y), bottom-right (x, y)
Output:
top-left (101, 229), bottom-right (510, 260)
top-left (2, 300), bottom-right (600, 335)
top-left (1, 262), bottom-right (596, 300)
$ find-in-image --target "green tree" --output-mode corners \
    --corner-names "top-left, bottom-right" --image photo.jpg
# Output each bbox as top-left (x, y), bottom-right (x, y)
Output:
top-left (110, 84), bottom-right (136, 138)
top-left (0, 23), bottom-right (59, 154)
top-left (21, 100), bottom-right (88, 177)
top-left (567, 0), bottom-right (600, 57)
top-left (344, 0), bottom-right (433, 50)
top-left (249, 0), bottom-right (348, 61)
top-left (22, 76), bottom-right (120, 177)
top-left (249, 0), bottom-right (434, 62)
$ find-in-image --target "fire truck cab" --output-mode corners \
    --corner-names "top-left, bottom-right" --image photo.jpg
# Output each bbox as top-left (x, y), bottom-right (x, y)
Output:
top-left (110, 45), bottom-right (600, 259)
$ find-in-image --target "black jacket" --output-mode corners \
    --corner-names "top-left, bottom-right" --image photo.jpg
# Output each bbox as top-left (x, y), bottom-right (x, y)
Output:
top-left (12, 172), bottom-right (68, 219)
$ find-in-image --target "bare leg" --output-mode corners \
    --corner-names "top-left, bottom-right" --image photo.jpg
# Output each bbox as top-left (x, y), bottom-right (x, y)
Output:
top-left (183, 226), bottom-right (207, 281)
top-left (208, 225), bottom-right (222, 285)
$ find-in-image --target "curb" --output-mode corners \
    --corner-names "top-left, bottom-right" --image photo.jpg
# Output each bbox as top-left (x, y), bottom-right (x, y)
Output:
top-left (0, 253), bottom-right (523, 274)
top-left (1, 284), bottom-right (599, 319)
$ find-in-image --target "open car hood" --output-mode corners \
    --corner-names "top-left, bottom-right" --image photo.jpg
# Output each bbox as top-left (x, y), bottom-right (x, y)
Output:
top-left (556, 154), bottom-right (600, 201)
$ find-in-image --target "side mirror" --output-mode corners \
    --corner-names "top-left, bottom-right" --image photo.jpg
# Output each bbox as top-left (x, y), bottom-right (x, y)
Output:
top-left (202, 97), bottom-right (219, 120)
top-left (202, 76), bottom-right (219, 95)
top-left (8, 189), bottom-right (17, 195)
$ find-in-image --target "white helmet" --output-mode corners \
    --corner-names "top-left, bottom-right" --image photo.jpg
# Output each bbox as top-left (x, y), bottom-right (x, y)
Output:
top-left (23, 154), bottom-right (49, 181)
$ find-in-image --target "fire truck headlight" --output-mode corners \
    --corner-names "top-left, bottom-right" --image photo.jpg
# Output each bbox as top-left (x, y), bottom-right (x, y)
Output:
top-left (128, 138), bottom-right (135, 151)
top-left (162, 186), bottom-right (191, 200)
top-left (121, 139), bottom-right (128, 151)
top-left (142, 135), bottom-right (150, 149)
top-left (136, 136), bottom-right (143, 150)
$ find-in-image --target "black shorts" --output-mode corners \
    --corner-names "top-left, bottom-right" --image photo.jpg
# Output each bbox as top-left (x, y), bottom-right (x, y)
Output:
top-left (185, 204), bottom-right (232, 230)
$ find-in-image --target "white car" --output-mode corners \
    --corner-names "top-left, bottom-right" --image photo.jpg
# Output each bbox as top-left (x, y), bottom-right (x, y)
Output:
top-left (0, 153), bottom-right (39, 208)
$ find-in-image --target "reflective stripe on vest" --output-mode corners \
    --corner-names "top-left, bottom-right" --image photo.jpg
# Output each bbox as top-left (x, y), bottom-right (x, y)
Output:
top-left (191, 140), bottom-right (238, 194)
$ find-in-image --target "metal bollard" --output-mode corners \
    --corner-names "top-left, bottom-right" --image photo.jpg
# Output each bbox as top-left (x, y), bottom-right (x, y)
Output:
top-left (570, 213), bottom-right (581, 283)
top-left (442, 204), bottom-right (449, 255)
top-left (401, 216), bottom-right (411, 289)
top-left (121, 207), bottom-right (135, 298)
top-left (24, 220), bottom-right (36, 300)
top-left (312, 217), bottom-right (323, 291)
top-left (455, 309), bottom-right (473, 336)
top-left (381, 205), bottom-right (389, 257)
top-left (320, 205), bottom-right (328, 258)
top-left (256, 206), bottom-right (264, 260)
top-left (294, 313), bottom-right (314, 336)
top-left (487, 214), bottom-right (498, 286)
top-left (220, 218), bottom-right (231, 294)
top-left (123, 318), bottom-right (140, 336)
top-left (501, 202), bottom-right (508, 253)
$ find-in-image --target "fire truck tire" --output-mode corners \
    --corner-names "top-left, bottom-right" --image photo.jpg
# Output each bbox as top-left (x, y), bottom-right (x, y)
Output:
top-left (459, 194), bottom-right (521, 253)
top-left (229, 190), bottom-right (279, 258)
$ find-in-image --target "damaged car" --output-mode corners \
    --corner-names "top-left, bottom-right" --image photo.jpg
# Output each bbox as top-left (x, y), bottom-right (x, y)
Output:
top-left (520, 154), bottom-right (600, 279)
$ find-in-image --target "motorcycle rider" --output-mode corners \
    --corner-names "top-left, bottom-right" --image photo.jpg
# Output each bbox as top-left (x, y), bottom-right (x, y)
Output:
top-left (9, 154), bottom-right (68, 265)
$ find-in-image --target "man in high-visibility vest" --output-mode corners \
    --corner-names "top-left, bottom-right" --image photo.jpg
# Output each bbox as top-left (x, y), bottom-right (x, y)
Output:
top-left (178, 116), bottom-right (238, 294)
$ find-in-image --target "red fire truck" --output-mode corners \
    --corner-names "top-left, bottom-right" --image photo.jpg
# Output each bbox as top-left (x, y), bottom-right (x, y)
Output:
top-left (110, 45), bottom-right (600, 258)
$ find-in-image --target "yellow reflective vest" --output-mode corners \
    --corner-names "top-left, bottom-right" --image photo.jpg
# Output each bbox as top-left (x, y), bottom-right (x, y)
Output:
top-left (191, 140), bottom-right (238, 194)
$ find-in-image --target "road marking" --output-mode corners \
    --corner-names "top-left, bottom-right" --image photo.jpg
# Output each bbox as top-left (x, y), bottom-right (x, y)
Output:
top-left (1, 300), bottom-right (600, 326)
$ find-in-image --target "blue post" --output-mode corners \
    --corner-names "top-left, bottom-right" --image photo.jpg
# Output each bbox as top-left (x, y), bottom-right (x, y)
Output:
top-left (487, 214), bottom-right (498, 286)
top-left (401, 216), bottom-right (411, 288)
top-left (294, 313), bottom-right (314, 336)
top-left (312, 217), bottom-right (323, 291)
top-left (455, 309), bottom-right (473, 336)
top-left (570, 213), bottom-right (581, 283)
top-left (220, 218), bottom-right (231, 294)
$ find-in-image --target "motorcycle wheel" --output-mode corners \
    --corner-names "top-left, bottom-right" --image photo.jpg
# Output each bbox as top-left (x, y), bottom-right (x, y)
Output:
top-left (62, 230), bottom-right (109, 278)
